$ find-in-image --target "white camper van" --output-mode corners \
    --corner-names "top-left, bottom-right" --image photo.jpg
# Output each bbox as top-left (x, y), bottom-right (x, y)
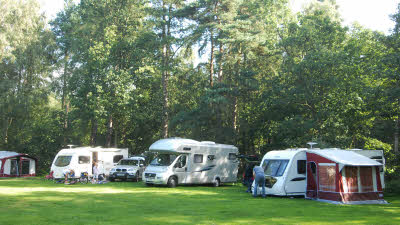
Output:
top-left (143, 138), bottom-right (239, 187)
top-left (50, 146), bottom-right (128, 179)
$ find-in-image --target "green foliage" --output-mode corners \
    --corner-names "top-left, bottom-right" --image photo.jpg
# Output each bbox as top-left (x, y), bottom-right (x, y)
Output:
top-left (2, 0), bottom-right (400, 179)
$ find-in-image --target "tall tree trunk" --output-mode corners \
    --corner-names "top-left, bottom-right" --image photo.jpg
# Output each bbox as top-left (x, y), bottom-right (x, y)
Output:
top-left (62, 53), bottom-right (69, 145)
top-left (210, 30), bottom-right (214, 87)
top-left (114, 120), bottom-right (118, 147)
top-left (232, 96), bottom-right (238, 132)
top-left (395, 112), bottom-right (399, 153)
top-left (218, 43), bottom-right (223, 82)
top-left (161, 1), bottom-right (169, 138)
top-left (90, 119), bottom-right (98, 146)
top-left (106, 115), bottom-right (113, 147)
top-left (3, 117), bottom-right (12, 145)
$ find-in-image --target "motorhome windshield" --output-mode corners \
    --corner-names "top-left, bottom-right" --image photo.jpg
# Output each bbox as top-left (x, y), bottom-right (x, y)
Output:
top-left (262, 159), bottom-right (289, 177)
top-left (150, 154), bottom-right (177, 166)
top-left (55, 155), bottom-right (72, 167)
top-left (118, 160), bottom-right (138, 166)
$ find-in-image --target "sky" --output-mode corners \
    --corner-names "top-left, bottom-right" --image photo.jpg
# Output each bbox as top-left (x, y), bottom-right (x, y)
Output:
top-left (39, 0), bottom-right (400, 34)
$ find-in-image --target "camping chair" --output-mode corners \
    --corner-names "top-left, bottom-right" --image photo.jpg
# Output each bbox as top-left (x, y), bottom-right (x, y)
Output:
top-left (45, 171), bottom-right (54, 180)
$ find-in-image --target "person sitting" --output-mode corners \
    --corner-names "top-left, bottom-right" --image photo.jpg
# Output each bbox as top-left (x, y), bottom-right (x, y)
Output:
top-left (63, 169), bottom-right (75, 183)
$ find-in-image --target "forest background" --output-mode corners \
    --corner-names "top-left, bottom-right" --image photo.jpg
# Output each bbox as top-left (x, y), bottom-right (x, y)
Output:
top-left (1, 0), bottom-right (399, 182)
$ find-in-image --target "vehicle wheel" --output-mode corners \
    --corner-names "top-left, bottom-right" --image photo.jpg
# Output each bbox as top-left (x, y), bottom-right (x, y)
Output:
top-left (109, 178), bottom-right (115, 182)
top-left (145, 183), bottom-right (153, 187)
top-left (213, 178), bottom-right (220, 187)
top-left (167, 177), bottom-right (177, 188)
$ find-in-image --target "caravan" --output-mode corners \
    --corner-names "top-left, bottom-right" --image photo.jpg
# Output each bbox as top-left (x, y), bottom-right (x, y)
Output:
top-left (253, 148), bottom-right (386, 204)
top-left (143, 138), bottom-right (239, 187)
top-left (50, 146), bottom-right (128, 179)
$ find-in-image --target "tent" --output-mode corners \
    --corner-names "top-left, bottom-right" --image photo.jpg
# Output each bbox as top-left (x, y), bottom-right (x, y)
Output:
top-left (0, 151), bottom-right (36, 177)
top-left (305, 150), bottom-right (386, 204)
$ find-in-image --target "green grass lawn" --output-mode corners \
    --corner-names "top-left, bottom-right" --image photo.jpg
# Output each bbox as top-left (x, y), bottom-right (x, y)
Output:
top-left (0, 178), bottom-right (399, 225)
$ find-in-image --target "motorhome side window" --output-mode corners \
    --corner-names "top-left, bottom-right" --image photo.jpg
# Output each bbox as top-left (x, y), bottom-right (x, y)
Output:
top-left (297, 160), bottom-right (306, 174)
top-left (79, 156), bottom-right (90, 164)
top-left (113, 155), bottom-right (124, 163)
top-left (228, 153), bottom-right (237, 160)
top-left (194, 154), bottom-right (203, 163)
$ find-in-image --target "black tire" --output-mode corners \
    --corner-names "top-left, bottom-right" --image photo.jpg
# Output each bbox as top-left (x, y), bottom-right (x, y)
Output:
top-left (213, 178), bottom-right (220, 187)
top-left (167, 177), bottom-right (177, 188)
top-left (145, 183), bottom-right (153, 186)
top-left (109, 178), bottom-right (115, 182)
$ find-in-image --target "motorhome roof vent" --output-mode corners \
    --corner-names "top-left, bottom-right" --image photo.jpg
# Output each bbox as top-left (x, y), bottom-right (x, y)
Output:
top-left (67, 145), bottom-right (77, 149)
top-left (201, 141), bottom-right (216, 145)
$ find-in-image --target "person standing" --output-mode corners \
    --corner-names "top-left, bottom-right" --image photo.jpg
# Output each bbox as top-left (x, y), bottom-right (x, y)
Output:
top-left (244, 163), bottom-right (254, 193)
top-left (93, 162), bottom-right (99, 183)
top-left (253, 165), bottom-right (266, 197)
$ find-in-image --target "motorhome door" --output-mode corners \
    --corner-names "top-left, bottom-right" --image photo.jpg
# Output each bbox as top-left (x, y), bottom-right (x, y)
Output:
top-left (173, 155), bottom-right (188, 184)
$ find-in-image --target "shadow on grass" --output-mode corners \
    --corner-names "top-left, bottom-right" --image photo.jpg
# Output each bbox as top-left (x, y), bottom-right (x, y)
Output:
top-left (0, 178), bottom-right (399, 225)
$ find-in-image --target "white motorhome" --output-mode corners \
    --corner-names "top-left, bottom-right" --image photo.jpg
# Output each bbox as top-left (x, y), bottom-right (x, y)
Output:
top-left (50, 146), bottom-right (128, 179)
top-left (143, 138), bottom-right (239, 187)
top-left (253, 148), bottom-right (385, 200)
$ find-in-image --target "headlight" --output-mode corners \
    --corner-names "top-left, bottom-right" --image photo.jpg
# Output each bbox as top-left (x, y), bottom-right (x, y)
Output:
top-left (110, 168), bottom-right (115, 172)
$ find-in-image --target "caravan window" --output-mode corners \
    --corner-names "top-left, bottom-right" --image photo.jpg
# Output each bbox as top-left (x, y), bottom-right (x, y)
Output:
top-left (228, 153), bottom-right (237, 160)
top-left (208, 155), bottom-right (215, 161)
top-left (113, 155), bottom-right (124, 163)
top-left (79, 156), bottom-right (90, 164)
top-left (262, 159), bottom-right (289, 177)
top-left (55, 156), bottom-right (72, 167)
top-left (194, 154), bottom-right (203, 163)
top-left (297, 160), bottom-right (306, 174)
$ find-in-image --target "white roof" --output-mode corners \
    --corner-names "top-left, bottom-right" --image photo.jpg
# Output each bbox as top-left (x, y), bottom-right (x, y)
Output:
top-left (308, 149), bottom-right (382, 167)
top-left (58, 146), bottom-right (127, 155)
top-left (262, 149), bottom-right (306, 160)
top-left (0, 151), bottom-right (20, 159)
top-left (149, 138), bottom-right (236, 152)
top-left (124, 156), bottom-right (145, 161)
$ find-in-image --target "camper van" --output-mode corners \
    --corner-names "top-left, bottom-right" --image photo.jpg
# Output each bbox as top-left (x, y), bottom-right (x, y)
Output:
top-left (253, 148), bottom-right (386, 204)
top-left (143, 138), bottom-right (239, 187)
top-left (50, 146), bottom-right (128, 179)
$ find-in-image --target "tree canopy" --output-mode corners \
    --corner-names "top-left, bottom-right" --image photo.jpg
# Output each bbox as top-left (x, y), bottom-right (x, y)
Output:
top-left (0, 0), bottom-right (399, 176)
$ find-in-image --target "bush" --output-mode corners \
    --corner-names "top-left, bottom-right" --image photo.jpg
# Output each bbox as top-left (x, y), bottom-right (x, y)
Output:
top-left (385, 179), bottom-right (400, 194)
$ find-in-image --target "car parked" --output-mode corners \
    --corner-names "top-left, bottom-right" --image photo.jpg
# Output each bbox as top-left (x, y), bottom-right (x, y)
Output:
top-left (109, 156), bottom-right (146, 182)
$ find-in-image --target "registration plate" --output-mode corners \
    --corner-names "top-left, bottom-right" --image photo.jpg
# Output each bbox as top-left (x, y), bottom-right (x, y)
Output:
top-left (117, 173), bottom-right (125, 176)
